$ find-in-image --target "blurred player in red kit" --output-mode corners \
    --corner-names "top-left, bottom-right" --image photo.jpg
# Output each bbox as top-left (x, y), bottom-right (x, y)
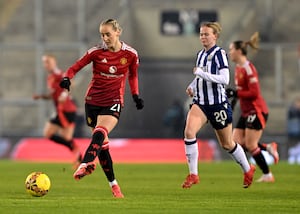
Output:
top-left (33, 54), bottom-right (82, 167)
top-left (227, 32), bottom-right (279, 183)
top-left (60, 19), bottom-right (144, 198)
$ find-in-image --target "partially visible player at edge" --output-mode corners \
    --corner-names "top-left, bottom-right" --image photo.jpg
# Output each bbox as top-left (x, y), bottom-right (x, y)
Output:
top-left (182, 22), bottom-right (255, 189)
top-left (60, 19), bottom-right (144, 198)
top-left (33, 55), bottom-right (82, 167)
top-left (227, 32), bottom-right (279, 182)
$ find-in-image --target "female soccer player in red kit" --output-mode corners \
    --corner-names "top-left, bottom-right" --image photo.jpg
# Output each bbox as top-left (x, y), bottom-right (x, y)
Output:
top-left (33, 55), bottom-right (82, 167)
top-left (227, 32), bottom-right (279, 182)
top-left (60, 19), bottom-right (144, 198)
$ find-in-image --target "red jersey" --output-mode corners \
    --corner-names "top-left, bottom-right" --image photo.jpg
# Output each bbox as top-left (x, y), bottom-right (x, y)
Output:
top-left (65, 42), bottom-right (139, 107)
top-left (235, 61), bottom-right (268, 117)
top-left (47, 69), bottom-right (77, 112)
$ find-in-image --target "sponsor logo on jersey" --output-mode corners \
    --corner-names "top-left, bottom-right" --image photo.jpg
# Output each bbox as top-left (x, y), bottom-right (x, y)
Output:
top-left (101, 58), bottom-right (107, 63)
top-left (120, 57), bottom-right (127, 65)
top-left (109, 66), bottom-right (117, 74)
top-left (87, 117), bottom-right (92, 125)
top-left (100, 72), bottom-right (124, 78)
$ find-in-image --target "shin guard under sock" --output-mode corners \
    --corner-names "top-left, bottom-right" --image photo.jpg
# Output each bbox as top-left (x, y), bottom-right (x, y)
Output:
top-left (82, 126), bottom-right (107, 163)
top-left (229, 143), bottom-right (251, 173)
top-left (98, 148), bottom-right (115, 182)
top-left (184, 138), bottom-right (199, 175)
top-left (49, 134), bottom-right (73, 151)
top-left (251, 147), bottom-right (269, 174)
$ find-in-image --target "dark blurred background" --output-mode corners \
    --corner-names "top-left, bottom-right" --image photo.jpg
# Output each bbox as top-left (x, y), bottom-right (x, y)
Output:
top-left (0, 0), bottom-right (300, 160)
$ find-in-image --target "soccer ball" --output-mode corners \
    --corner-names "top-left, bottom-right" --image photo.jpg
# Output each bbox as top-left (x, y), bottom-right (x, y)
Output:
top-left (25, 172), bottom-right (51, 197)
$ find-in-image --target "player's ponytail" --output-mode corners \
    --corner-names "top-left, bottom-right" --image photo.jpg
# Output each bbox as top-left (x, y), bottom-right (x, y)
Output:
top-left (245, 32), bottom-right (259, 50)
top-left (233, 32), bottom-right (259, 56)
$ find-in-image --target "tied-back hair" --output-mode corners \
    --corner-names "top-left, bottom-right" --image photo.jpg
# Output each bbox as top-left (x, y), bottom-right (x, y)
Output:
top-left (233, 32), bottom-right (259, 56)
top-left (201, 21), bottom-right (222, 38)
top-left (42, 54), bottom-right (56, 61)
top-left (100, 19), bottom-right (122, 32)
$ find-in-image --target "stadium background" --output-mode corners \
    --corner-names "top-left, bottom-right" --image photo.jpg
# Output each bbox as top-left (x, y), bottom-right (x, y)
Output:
top-left (0, 0), bottom-right (299, 161)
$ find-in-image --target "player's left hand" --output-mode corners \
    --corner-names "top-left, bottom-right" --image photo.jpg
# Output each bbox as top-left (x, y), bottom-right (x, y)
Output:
top-left (59, 77), bottom-right (71, 91)
top-left (226, 88), bottom-right (237, 98)
top-left (132, 94), bottom-right (144, 110)
top-left (186, 87), bottom-right (194, 97)
top-left (230, 97), bottom-right (238, 111)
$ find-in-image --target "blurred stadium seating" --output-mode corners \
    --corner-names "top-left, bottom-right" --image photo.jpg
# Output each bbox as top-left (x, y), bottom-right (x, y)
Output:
top-left (0, 0), bottom-right (299, 160)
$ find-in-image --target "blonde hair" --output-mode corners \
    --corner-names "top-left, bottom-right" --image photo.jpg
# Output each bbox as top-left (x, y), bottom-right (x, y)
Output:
top-left (246, 32), bottom-right (259, 50)
top-left (233, 32), bottom-right (260, 55)
top-left (42, 54), bottom-right (57, 62)
top-left (99, 19), bottom-right (122, 33)
top-left (201, 22), bottom-right (222, 38)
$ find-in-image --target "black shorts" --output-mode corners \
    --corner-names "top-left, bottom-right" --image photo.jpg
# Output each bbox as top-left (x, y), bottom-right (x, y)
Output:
top-left (193, 101), bottom-right (233, 130)
top-left (85, 103), bottom-right (122, 128)
top-left (235, 112), bottom-right (268, 130)
top-left (50, 112), bottom-right (76, 127)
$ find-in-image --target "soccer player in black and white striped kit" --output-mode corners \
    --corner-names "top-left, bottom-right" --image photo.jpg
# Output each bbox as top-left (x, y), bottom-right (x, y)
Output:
top-left (182, 22), bottom-right (255, 189)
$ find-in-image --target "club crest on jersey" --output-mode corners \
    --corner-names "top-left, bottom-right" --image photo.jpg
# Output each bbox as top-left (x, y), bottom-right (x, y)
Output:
top-left (109, 66), bottom-right (117, 74)
top-left (207, 55), bottom-right (213, 61)
top-left (120, 57), bottom-right (127, 65)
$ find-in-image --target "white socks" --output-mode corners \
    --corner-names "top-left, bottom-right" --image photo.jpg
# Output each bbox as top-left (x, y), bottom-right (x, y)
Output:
top-left (229, 143), bottom-right (250, 173)
top-left (184, 139), bottom-right (250, 174)
top-left (184, 138), bottom-right (199, 175)
top-left (109, 179), bottom-right (118, 187)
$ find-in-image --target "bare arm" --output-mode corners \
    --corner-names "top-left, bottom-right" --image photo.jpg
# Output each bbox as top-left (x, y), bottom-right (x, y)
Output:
top-left (32, 93), bottom-right (52, 100)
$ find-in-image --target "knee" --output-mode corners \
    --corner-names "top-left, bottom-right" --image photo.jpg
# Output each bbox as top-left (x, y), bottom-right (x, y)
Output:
top-left (63, 135), bottom-right (73, 142)
top-left (61, 130), bottom-right (73, 142)
top-left (43, 129), bottom-right (52, 139)
top-left (233, 135), bottom-right (245, 147)
top-left (221, 140), bottom-right (235, 151)
top-left (244, 143), bottom-right (256, 152)
top-left (184, 128), bottom-right (196, 139)
top-left (93, 126), bottom-right (108, 137)
top-left (92, 126), bottom-right (108, 143)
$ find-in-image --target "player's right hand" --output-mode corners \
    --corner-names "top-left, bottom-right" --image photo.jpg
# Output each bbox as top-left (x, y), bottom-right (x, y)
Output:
top-left (59, 77), bottom-right (71, 91)
top-left (132, 94), bottom-right (144, 110)
top-left (226, 88), bottom-right (237, 98)
top-left (32, 94), bottom-right (40, 100)
top-left (186, 87), bottom-right (194, 97)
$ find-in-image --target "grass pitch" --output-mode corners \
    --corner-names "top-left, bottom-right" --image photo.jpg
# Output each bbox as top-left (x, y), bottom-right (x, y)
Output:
top-left (0, 161), bottom-right (299, 214)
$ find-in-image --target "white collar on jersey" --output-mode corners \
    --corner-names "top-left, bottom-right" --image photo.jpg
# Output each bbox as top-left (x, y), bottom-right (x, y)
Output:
top-left (100, 41), bottom-right (126, 51)
top-left (52, 67), bottom-right (61, 75)
top-left (242, 60), bottom-right (250, 67)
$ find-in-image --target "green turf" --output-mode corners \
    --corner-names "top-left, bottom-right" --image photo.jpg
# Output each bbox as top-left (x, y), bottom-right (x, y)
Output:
top-left (0, 161), bottom-right (299, 213)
